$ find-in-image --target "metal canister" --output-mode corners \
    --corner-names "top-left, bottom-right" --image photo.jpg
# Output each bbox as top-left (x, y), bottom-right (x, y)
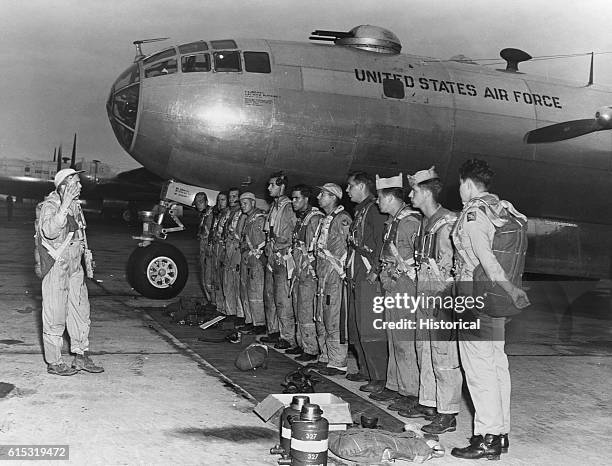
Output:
top-left (270, 395), bottom-right (311, 458)
top-left (290, 403), bottom-right (329, 466)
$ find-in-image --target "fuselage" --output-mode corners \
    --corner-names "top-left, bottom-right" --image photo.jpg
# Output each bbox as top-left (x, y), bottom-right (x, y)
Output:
top-left (107, 35), bottom-right (612, 278)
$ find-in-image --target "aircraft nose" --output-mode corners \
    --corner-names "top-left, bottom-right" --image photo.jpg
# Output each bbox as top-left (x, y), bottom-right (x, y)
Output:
top-left (107, 63), bottom-right (141, 152)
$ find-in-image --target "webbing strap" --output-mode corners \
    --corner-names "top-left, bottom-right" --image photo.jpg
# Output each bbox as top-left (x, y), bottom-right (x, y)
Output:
top-left (40, 232), bottom-right (74, 261)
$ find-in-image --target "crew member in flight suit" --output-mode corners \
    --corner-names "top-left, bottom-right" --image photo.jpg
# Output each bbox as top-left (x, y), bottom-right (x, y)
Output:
top-left (312, 183), bottom-right (352, 376)
top-left (345, 171), bottom-right (388, 392)
top-left (36, 168), bottom-right (104, 376)
top-left (238, 192), bottom-right (267, 335)
top-left (373, 174), bottom-right (421, 404)
top-left (287, 184), bottom-right (324, 361)
top-left (260, 172), bottom-right (297, 349)
top-left (193, 192), bottom-right (214, 302)
top-left (450, 159), bottom-right (529, 460)
top-left (222, 187), bottom-right (245, 325)
top-left (403, 167), bottom-right (463, 434)
top-left (210, 192), bottom-right (229, 313)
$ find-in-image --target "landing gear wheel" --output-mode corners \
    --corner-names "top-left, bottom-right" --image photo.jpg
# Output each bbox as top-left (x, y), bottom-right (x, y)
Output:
top-left (127, 242), bottom-right (188, 299)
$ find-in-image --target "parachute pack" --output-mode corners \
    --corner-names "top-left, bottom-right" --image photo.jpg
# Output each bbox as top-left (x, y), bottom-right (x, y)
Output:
top-left (471, 196), bottom-right (528, 317)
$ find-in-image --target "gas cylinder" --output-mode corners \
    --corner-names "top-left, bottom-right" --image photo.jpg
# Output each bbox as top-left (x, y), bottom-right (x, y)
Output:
top-left (270, 395), bottom-right (310, 459)
top-left (290, 403), bottom-right (329, 466)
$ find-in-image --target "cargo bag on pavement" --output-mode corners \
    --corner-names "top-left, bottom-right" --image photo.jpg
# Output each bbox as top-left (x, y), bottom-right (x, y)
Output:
top-left (328, 428), bottom-right (444, 464)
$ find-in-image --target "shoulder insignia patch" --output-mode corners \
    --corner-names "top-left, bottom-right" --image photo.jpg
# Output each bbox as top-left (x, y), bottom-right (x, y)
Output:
top-left (467, 211), bottom-right (476, 222)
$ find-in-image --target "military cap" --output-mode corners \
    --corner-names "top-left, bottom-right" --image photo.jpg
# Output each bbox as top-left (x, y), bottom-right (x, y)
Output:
top-left (54, 168), bottom-right (85, 187)
top-left (318, 183), bottom-right (343, 199)
top-left (375, 173), bottom-right (403, 189)
top-left (239, 192), bottom-right (256, 201)
top-left (407, 166), bottom-right (439, 187)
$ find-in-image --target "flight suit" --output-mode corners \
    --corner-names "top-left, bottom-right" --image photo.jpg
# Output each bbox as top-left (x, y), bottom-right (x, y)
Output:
top-left (379, 205), bottom-right (421, 397)
top-left (223, 205), bottom-right (245, 318)
top-left (346, 195), bottom-right (388, 382)
top-left (414, 206), bottom-right (462, 415)
top-left (211, 207), bottom-right (230, 313)
top-left (314, 205), bottom-right (351, 370)
top-left (452, 191), bottom-right (510, 436)
top-left (291, 207), bottom-right (324, 356)
top-left (240, 208), bottom-right (267, 327)
top-left (37, 192), bottom-right (91, 365)
top-left (197, 206), bottom-right (214, 298)
top-left (264, 195), bottom-right (297, 342)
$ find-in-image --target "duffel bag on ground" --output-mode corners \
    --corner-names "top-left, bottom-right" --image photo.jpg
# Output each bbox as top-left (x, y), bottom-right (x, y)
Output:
top-left (329, 427), bottom-right (444, 464)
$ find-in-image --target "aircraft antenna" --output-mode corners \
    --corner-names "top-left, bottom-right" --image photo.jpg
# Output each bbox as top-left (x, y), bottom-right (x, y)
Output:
top-left (56, 145), bottom-right (62, 173)
top-left (587, 51), bottom-right (594, 86)
top-left (70, 133), bottom-right (77, 169)
top-left (133, 37), bottom-right (169, 62)
top-left (500, 48), bottom-right (532, 72)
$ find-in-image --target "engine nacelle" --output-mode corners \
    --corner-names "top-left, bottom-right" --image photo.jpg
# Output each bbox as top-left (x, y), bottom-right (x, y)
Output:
top-left (595, 105), bottom-right (612, 129)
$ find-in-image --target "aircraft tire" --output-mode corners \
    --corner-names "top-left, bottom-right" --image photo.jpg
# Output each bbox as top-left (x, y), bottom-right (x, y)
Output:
top-left (127, 242), bottom-right (188, 299)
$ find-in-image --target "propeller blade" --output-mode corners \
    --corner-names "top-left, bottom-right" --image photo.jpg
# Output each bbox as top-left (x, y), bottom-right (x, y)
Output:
top-left (524, 119), bottom-right (600, 144)
top-left (53, 147), bottom-right (56, 162)
top-left (71, 133), bottom-right (77, 168)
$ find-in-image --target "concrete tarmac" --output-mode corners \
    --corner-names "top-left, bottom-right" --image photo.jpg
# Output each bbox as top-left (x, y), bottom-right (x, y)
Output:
top-left (1, 203), bottom-right (611, 465)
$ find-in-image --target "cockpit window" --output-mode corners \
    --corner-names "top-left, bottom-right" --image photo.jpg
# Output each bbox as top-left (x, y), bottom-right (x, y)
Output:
top-left (213, 51), bottom-right (241, 72)
top-left (179, 41), bottom-right (208, 54)
top-left (181, 54), bottom-right (210, 73)
top-left (114, 64), bottom-right (140, 90)
top-left (111, 84), bottom-right (139, 129)
top-left (211, 39), bottom-right (237, 49)
top-left (143, 48), bottom-right (176, 65)
top-left (244, 52), bottom-right (271, 73)
top-left (145, 59), bottom-right (178, 78)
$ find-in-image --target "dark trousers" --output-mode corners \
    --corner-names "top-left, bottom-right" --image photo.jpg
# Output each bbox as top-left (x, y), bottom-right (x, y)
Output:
top-left (347, 280), bottom-right (388, 381)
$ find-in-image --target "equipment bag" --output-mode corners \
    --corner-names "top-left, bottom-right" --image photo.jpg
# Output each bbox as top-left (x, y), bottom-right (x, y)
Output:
top-left (472, 197), bottom-right (528, 317)
top-left (34, 201), bottom-right (57, 279)
top-left (329, 428), bottom-right (444, 464)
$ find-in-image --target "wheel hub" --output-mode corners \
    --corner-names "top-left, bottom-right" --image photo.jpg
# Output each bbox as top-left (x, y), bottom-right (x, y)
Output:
top-left (146, 256), bottom-right (177, 288)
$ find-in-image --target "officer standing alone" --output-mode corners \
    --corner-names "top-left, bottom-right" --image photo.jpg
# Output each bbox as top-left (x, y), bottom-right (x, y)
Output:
top-left (35, 168), bottom-right (104, 376)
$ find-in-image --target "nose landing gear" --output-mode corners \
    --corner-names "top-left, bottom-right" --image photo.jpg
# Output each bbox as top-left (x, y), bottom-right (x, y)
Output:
top-left (127, 241), bottom-right (188, 299)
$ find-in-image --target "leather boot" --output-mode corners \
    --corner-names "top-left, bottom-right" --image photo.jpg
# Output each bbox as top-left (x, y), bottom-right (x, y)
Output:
top-left (500, 434), bottom-right (509, 454)
top-left (259, 332), bottom-right (280, 344)
top-left (359, 380), bottom-right (385, 393)
top-left (294, 352), bottom-right (317, 362)
top-left (346, 372), bottom-right (368, 382)
top-left (47, 362), bottom-right (78, 376)
top-left (369, 388), bottom-right (402, 402)
top-left (72, 352), bottom-right (104, 373)
top-left (451, 434), bottom-right (502, 460)
top-left (398, 404), bottom-right (437, 420)
top-left (421, 413), bottom-right (457, 434)
top-left (387, 395), bottom-right (418, 411)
